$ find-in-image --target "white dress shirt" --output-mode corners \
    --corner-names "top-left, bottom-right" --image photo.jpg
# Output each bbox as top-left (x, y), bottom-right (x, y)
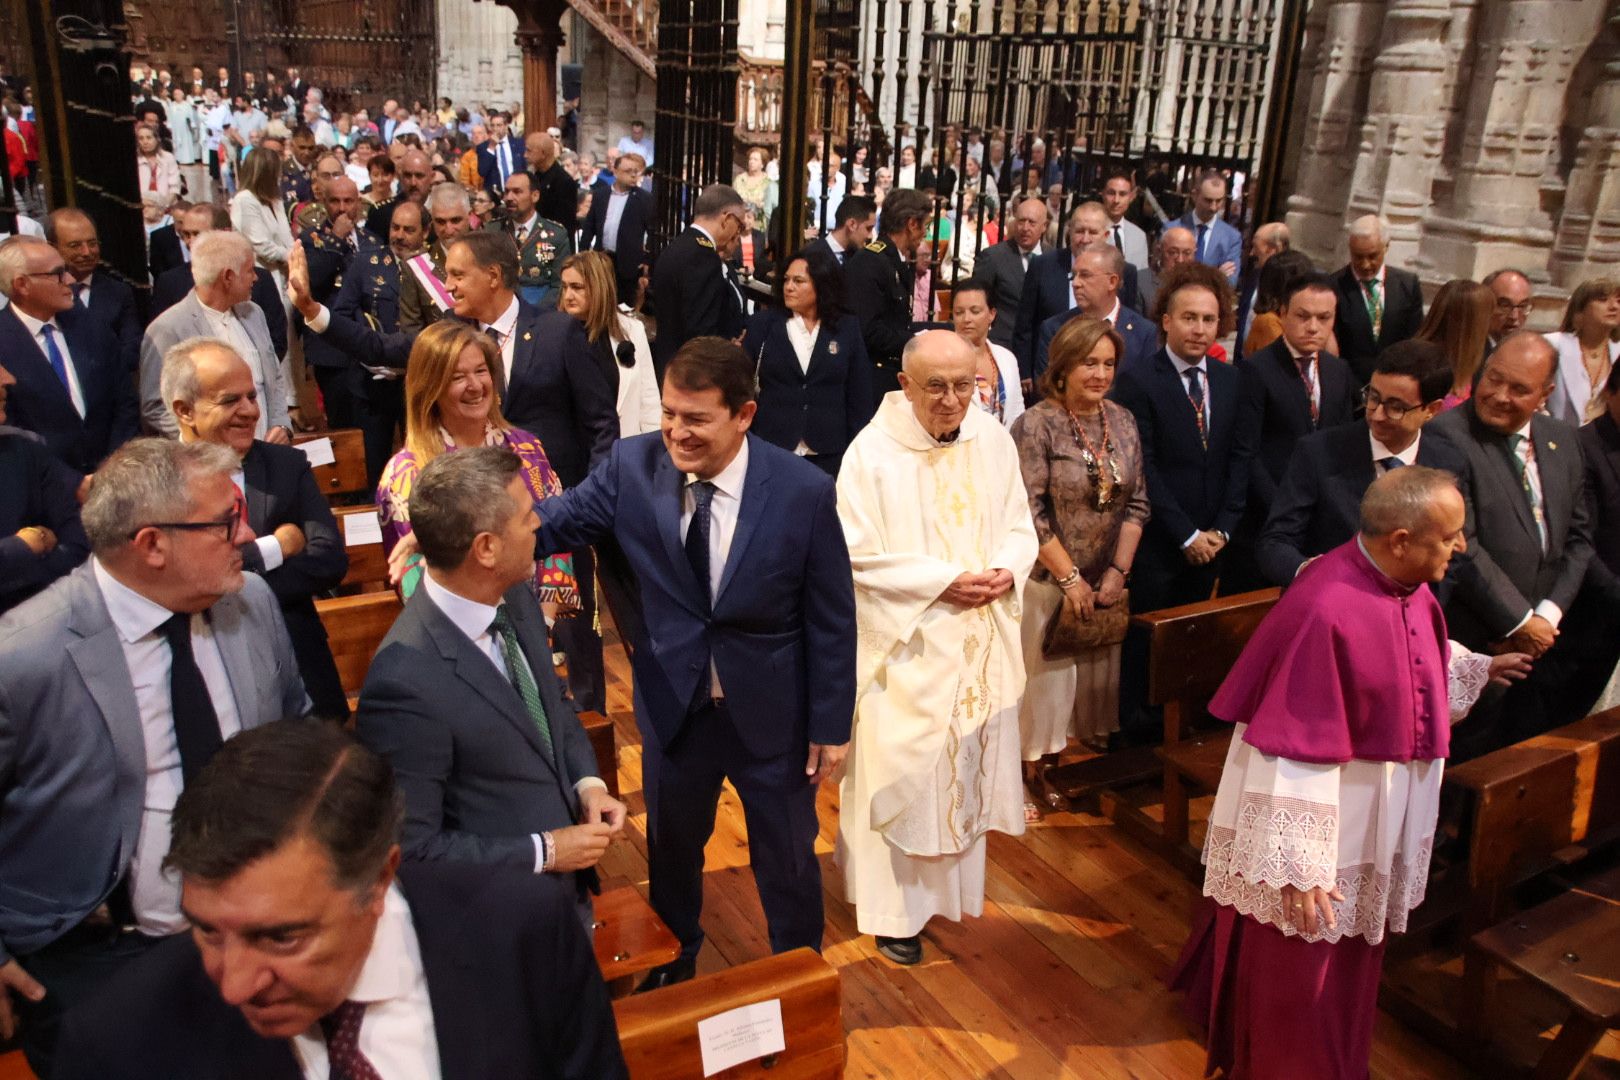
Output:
top-left (511, 212), bottom-right (537, 247)
top-left (480, 295), bottom-right (521, 393)
top-left (418, 572), bottom-right (606, 872)
top-left (681, 439), bottom-right (749, 695)
top-left (1108, 217), bottom-right (1150, 271)
top-left (1283, 338), bottom-right (1322, 415)
top-left (290, 884), bottom-right (443, 1080)
top-left (92, 559), bottom-right (243, 935)
top-left (602, 189), bottom-right (631, 254)
top-left (1019, 241), bottom-right (1043, 272)
top-left (71, 271), bottom-right (94, 310)
top-left (824, 234), bottom-right (847, 264)
top-left (1368, 429), bottom-right (1421, 471)
top-left (784, 313), bottom-right (818, 375)
top-left (199, 300), bottom-right (272, 438)
top-left (13, 308), bottom-right (86, 417)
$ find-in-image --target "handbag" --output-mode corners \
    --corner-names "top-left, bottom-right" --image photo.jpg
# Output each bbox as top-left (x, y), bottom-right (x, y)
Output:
top-left (1041, 587), bottom-right (1130, 660)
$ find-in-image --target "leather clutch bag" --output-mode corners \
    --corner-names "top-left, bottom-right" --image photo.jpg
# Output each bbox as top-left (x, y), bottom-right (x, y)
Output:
top-left (1041, 589), bottom-right (1130, 659)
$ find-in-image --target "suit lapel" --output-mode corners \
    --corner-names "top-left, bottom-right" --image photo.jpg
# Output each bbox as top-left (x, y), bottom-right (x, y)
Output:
top-left (67, 570), bottom-right (147, 810)
top-left (62, 320), bottom-right (105, 418)
top-left (505, 306), bottom-right (538, 394)
top-left (210, 591), bottom-right (266, 726)
top-left (800, 321), bottom-right (834, 383)
top-left (2, 311), bottom-right (80, 423)
top-left (1338, 272), bottom-right (1374, 343)
top-left (398, 871), bottom-right (488, 1080)
top-left (715, 439), bottom-right (772, 605)
top-left (1531, 419), bottom-right (1569, 545)
top-left (241, 443), bottom-right (272, 531)
top-left (1470, 408), bottom-right (1540, 541)
top-left (1155, 350), bottom-right (1206, 452)
top-left (503, 587), bottom-right (569, 783)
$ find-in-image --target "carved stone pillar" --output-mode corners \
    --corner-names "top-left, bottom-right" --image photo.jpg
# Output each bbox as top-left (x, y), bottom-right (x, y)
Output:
top-left (1417, 0), bottom-right (1609, 283)
top-left (1284, 0), bottom-right (1389, 265)
top-left (1549, 2), bottom-right (1620, 282)
top-left (1342, 0), bottom-right (1455, 267)
top-left (510, 0), bottom-right (569, 131)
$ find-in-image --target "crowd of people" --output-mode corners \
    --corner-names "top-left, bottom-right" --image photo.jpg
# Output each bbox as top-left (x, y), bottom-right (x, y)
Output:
top-left (0, 59), bottom-right (1618, 1080)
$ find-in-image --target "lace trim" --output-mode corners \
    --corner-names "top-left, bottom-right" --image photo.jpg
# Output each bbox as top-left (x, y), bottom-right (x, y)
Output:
top-left (1205, 827), bottom-right (1433, 945)
top-left (1448, 646), bottom-right (1493, 723)
top-left (1210, 791), bottom-right (1339, 894)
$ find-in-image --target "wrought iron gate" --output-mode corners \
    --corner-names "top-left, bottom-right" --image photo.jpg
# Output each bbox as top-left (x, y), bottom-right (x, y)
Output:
top-left (231, 0), bottom-right (438, 112)
top-left (651, 0), bottom-right (739, 251)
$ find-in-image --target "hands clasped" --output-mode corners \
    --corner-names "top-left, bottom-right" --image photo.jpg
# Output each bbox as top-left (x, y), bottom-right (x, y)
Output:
top-left (941, 569), bottom-right (1014, 608)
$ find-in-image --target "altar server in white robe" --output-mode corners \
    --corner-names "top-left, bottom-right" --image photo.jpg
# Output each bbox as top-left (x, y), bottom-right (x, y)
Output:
top-left (835, 329), bottom-right (1039, 966)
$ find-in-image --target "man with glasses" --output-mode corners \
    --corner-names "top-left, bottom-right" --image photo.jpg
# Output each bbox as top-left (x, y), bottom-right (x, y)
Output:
top-left (1484, 268), bottom-right (1534, 353)
top-left (1257, 339), bottom-right (1466, 587)
top-left (1014, 201), bottom-right (1142, 381)
top-left (649, 183), bottom-right (747, 377)
top-left (0, 236), bottom-right (138, 476)
top-left (0, 437), bottom-right (308, 1077)
top-left (581, 151), bottom-right (653, 307)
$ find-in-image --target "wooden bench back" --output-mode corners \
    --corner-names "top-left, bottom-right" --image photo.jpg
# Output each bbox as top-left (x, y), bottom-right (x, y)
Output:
top-left (1447, 707), bottom-right (1620, 896)
top-left (332, 505), bottom-right (389, 593)
top-left (316, 591), bottom-right (403, 699)
top-left (613, 949), bottom-right (842, 1080)
top-left (1133, 587), bottom-right (1280, 710)
top-left (293, 428), bottom-right (369, 502)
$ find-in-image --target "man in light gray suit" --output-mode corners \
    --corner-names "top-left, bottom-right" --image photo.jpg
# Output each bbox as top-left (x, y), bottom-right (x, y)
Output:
top-left (139, 230), bottom-right (291, 441)
top-left (0, 438), bottom-right (308, 1076)
top-left (972, 193), bottom-right (1050, 387)
top-left (1431, 332), bottom-right (1594, 758)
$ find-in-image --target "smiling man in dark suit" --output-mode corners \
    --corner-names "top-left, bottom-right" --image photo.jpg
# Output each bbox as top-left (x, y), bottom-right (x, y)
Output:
top-left (534, 337), bottom-right (855, 990)
top-left (47, 209), bottom-right (143, 374)
top-left (55, 719), bottom-right (628, 1080)
top-left (1331, 214), bottom-right (1424, 384)
top-left (1256, 339), bottom-right (1463, 586)
top-left (1033, 242), bottom-right (1156, 377)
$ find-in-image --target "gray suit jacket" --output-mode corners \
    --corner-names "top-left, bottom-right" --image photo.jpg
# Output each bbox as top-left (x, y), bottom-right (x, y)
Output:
top-left (140, 292), bottom-right (290, 437)
top-left (973, 239), bottom-right (1036, 351)
top-left (354, 583), bottom-right (602, 886)
top-left (0, 563), bottom-right (308, 962)
top-left (1431, 403), bottom-right (1594, 649)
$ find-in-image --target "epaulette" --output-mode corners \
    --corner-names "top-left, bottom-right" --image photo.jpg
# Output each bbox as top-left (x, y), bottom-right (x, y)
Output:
top-left (695, 235), bottom-right (715, 250)
top-left (865, 240), bottom-right (887, 253)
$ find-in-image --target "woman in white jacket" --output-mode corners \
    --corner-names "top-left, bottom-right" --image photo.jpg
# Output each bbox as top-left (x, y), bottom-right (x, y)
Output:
top-left (230, 147), bottom-right (294, 311)
top-left (1545, 276), bottom-right (1620, 426)
top-left (558, 250), bottom-right (662, 437)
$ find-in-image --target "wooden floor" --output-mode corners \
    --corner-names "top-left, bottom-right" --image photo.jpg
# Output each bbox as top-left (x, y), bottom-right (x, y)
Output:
top-left (589, 629), bottom-right (1580, 1080)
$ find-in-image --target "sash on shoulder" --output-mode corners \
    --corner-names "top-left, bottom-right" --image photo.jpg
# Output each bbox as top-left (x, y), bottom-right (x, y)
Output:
top-left (407, 253), bottom-right (455, 313)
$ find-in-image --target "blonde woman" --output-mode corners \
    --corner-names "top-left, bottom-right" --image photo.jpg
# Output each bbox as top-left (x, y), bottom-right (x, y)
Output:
top-left (377, 321), bottom-right (578, 612)
top-left (229, 147), bottom-right (294, 303)
top-left (1546, 277), bottom-right (1620, 425)
top-left (557, 251), bottom-right (661, 436)
top-left (1414, 279), bottom-right (1493, 410)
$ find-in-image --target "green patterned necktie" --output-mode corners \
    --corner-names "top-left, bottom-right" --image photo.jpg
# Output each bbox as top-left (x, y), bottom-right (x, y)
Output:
top-left (1362, 277), bottom-right (1383, 337)
top-left (490, 604), bottom-right (553, 759)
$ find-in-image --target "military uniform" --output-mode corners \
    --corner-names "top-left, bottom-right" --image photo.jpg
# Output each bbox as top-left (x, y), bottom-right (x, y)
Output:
top-left (507, 213), bottom-right (572, 311)
top-left (294, 201), bottom-right (327, 238)
top-left (300, 218), bottom-right (379, 429)
top-left (843, 236), bottom-right (915, 408)
top-left (281, 159), bottom-right (312, 211)
top-left (649, 225), bottom-right (744, 376)
top-left (397, 240), bottom-right (453, 335)
top-left (331, 241), bottom-right (409, 487)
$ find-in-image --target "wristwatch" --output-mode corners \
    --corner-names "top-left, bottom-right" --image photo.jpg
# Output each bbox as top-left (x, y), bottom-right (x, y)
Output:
top-left (1109, 564), bottom-right (1132, 583)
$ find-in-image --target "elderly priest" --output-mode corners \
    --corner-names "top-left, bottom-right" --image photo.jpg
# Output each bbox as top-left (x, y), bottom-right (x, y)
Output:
top-left (835, 329), bottom-right (1038, 967)
top-left (1169, 466), bottom-right (1530, 1080)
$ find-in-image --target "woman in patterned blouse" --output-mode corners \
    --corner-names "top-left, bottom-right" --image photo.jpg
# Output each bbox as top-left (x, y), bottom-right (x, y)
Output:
top-left (377, 320), bottom-right (578, 614)
top-left (1010, 316), bottom-right (1151, 820)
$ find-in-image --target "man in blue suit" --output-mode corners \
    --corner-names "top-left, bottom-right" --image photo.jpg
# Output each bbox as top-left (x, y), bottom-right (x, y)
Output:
top-left (1178, 170), bottom-right (1242, 286)
top-left (1013, 202), bottom-right (1142, 378)
top-left (535, 336), bottom-right (856, 990)
top-left (475, 111), bottom-right (525, 195)
top-left (48, 210), bottom-right (142, 374)
top-left (1034, 242), bottom-right (1157, 377)
top-left (0, 236), bottom-right (139, 477)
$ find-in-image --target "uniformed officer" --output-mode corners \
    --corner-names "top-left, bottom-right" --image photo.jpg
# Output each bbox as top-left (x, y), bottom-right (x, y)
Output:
top-left (300, 175), bottom-right (378, 429)
top-left (281, 126), bottom-right (318, 210)
top-left (501, 170), bottom-right (572, 311)
top-left (843, 187), bottom-right (932, 408)
top-left (649, 183), bottom-right (748, 376)
top-left (398, 182), bottom-right (475, 335)
top-left (333, 199), bottom-right (427, 487)
top-left (293, 152), bottom-right (347, 237)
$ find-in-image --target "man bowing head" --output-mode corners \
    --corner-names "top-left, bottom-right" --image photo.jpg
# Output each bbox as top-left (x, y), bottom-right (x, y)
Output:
top-left (835, 330), bottom-right (1039, 966)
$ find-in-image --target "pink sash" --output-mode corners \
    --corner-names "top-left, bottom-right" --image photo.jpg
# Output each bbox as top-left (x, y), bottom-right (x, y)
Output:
top-left (406, 253), bottom-right (455, 313)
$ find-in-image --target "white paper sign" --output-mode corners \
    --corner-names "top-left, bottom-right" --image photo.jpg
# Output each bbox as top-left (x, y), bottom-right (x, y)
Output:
top-left (344, 511), bottom-right (384, 547)
top-left (297, 436), bottom-right (336, 468)
top-left (697, 999), bottom-right (785, 1077)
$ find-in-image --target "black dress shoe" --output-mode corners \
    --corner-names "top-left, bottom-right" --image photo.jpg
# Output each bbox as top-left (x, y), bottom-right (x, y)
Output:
top-left (875, 934), bottom-right (923, 965)
top-left (635, 956), bottom-right (697, 993)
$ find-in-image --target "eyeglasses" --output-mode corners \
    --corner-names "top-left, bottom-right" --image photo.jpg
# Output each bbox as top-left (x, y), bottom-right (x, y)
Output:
top-left (1360, 386), bottom-right (1423, 421)
top-left (1493, 299), bottom-right (1533, 315)
top-left (922, 379), bottom-right (976, 400)
top-left (131, 491), bottom-right (247, 543)
top-left (24, 265), bottom-right (71, 281)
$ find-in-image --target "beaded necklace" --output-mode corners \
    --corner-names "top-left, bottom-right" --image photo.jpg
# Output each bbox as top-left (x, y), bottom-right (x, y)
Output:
top-left (1065, 404), bottom-right (1122, 511)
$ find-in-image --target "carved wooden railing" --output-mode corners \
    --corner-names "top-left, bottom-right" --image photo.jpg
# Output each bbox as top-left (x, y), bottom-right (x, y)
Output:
top-left (567, 0), bottom-right (657, 78)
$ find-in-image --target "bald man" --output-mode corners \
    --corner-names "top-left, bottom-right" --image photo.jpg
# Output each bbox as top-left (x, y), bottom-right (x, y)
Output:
top-left (1137, 225), bottom-right (1196, 317)
top-left (1234, 221), bottom-right (1291, 360)
top-left (300, 175), bottom-right (379, 428)
top-left (365, 147), bottom-right (434, 238)
top-left (526, 129), bottom-right (580, 230)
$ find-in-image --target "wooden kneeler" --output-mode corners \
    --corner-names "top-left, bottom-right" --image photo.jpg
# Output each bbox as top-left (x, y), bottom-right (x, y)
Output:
top-left (613, 949), bottom-right (843, 1079)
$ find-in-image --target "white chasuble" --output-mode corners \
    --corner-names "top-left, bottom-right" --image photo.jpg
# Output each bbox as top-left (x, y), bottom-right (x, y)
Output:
top-left (834, 392), bottom-right (1038, 935)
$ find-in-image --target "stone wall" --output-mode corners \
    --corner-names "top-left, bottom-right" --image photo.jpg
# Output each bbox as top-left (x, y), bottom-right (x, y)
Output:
top-left (437, 0), bottom-right (525, 113)
top-left (572, 20), bottom-right (657, 162)
top-left (1280, 0), bottom-right (1620, 322)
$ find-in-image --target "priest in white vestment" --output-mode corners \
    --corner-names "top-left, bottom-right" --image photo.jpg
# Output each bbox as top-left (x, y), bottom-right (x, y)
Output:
top-left (834, 330), bottom-right (1039, 966)
top-left (1169, 466), bottom-right (1532, 1080)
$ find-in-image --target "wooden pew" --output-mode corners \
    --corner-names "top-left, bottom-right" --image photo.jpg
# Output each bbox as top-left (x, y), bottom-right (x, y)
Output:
top-left (593, 885), bottom-right (680, 995)
top-left (316, 591), bottom-right (403, 703)
top-left (1048, 588), bottom-right (1279, 871)
top-left (331, 505), bottom-right (389, 594)
top-left (614, 949), bottom-right (843, 1079)
top-left (293, 428), bottom-right (369, 503)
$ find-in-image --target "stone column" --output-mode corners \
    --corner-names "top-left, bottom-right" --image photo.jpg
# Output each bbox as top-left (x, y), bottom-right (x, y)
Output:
top-left (510, 0), bottom-right (569, 131)
top-left (1284, 0), bottom-right (1390, 265)
top-left (1549, 1), bottom-right (1620, 283)
top-left (1417, 0), bottom-right (1609, 283)
top-left (1342, 0), bottom-right (1457, 269)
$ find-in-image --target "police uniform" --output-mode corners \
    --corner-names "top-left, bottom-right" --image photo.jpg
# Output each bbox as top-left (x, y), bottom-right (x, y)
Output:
top-left (301, 218), bottom-right (378, 429)
top-left (649, 225), bottom-right (744, 376)
top-left (508, 213), bottom-right (572, 311)
top-left (397, 240), bottom-right (453, 335)
top-left (332, 241), bottom-right (409, 487)
top-left (842, 236), bottom-right (915, 408)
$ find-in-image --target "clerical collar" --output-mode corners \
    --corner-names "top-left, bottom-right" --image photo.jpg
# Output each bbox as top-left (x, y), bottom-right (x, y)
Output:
top-left (932, 428), bottom-right (961, 445)
top-left (1354, 535), bottom-right (1420, 597)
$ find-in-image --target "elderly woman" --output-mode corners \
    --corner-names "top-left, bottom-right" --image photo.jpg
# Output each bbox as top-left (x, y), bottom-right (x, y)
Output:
top-left (741, 247), bottom-right (873, 475)
top-left (950, 278), bottom-right (1023, 428)
top-left (557, 250), bottom-right (661, 437)
top-left (1011, 316), bottom-right (1149, 819)
top-left (733, 145), bottom-right (778, 224)
top-left (229, 147), bottom-right (293, 303)
top-left (377, 320), bottom-right (578, 613)
top-left (1546, 276), bottom-right (1620, 425)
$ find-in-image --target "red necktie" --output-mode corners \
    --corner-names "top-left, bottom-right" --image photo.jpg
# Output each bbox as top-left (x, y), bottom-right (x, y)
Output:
top-left (319, 1001), bottom-right (384, 1080)
top-left (1296, 352), bottom-right (1319, 425)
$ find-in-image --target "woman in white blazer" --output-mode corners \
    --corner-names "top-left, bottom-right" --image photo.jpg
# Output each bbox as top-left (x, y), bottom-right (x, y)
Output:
top-left (1545, 277), bottom-right (1620, 426)
top-left (558, 250), bottom-right (662, 437)
top-left (229, 147), bottom-right (294, 312)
